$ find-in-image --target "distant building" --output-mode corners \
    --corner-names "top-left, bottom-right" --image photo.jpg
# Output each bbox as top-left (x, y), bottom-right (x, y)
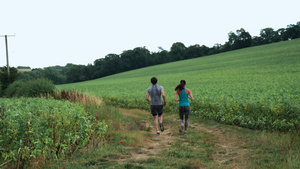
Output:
top-left (17, 66), bottom-right (32, 72)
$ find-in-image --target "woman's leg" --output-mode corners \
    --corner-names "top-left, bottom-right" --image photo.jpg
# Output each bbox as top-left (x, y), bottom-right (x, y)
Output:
top-left (184, 106), bottom-right (190, 133)
top-left (179, 107), bottom-right (184, 132)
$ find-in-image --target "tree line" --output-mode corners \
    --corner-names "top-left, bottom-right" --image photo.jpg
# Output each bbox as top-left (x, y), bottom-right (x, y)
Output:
top-left (5, 21), bottom-right (300, 85)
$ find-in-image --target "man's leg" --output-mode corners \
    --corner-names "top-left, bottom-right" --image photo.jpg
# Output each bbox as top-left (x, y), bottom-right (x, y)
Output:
top-left (154, 115), bottom-right (159, 133)
top-left (158, 105), bottom-right (164, 132)
top-left (151, 105), bottom-right (160, 135)
top-left (158, 114), bottom-right (164, 132)
top-left (158, 114), bottom-right (163, 124)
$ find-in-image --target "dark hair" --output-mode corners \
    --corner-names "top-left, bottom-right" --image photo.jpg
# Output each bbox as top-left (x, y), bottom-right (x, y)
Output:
top-left (151, 77), bottom-right (158, 85)
top-left (175, 80), bottom-right (186, 91)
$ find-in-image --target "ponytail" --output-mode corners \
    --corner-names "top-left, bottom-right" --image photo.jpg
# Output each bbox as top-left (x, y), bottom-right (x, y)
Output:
top-left (175, 80), bottom-right (186, 91)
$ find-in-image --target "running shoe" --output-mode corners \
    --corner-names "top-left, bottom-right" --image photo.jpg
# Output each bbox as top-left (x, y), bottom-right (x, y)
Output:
top-left (179, 125), bottom-right (184, 133)
top-left (159, 123), bottom-right (164, 132)
top-left (156, 131), bottom-right (160, 136)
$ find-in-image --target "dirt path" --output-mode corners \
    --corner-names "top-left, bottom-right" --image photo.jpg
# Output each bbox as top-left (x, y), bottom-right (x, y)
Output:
top-left (118, 108), bottom-right (252, 168)
top-left (119, 109), bottom-right (181, 161)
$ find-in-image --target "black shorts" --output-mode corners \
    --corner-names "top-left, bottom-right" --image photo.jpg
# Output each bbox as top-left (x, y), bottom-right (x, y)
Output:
top-left (151, 105), bottom-right (163, 116)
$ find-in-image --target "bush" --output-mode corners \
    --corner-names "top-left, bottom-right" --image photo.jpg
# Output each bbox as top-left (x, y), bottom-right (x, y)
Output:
top-left (4, 78), bottom-right (55, 97)
top-left (4, 80), bottom-right (26, 97)
top-left (26, 78), bottom-right (55, 97)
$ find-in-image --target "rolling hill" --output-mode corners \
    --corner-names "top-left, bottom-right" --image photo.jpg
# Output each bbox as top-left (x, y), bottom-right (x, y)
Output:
top-left (57, 38), bottom-right (300, 131)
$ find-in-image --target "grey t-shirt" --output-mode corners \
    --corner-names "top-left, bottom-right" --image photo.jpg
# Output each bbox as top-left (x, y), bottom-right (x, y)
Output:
top-left (147, 84), bottom-right (164, 105)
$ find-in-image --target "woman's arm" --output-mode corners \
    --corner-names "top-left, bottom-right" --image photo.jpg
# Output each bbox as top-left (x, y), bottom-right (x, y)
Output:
top-left (187, 89), bottom-right (194, 101)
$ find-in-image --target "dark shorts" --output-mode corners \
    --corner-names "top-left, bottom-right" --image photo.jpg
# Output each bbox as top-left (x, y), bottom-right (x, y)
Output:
top-left (151, 105), bottom-right (163, 116)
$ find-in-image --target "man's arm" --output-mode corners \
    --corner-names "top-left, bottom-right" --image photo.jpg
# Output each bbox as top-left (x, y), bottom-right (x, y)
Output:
top-left (146, 92), bottom-right (151, 102)
top-left (161, 90), bottom-right (167, 106)
top-left (174, 92), bottom-right (179, 101)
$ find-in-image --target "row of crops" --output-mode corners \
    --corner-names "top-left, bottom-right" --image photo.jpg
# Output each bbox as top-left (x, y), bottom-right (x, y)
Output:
top-left (102, 95), bottom-right (299, 131)
top-left (0, 97), bottom-right (108, 168)
top-left (57, 39), bottom-right (300, 132)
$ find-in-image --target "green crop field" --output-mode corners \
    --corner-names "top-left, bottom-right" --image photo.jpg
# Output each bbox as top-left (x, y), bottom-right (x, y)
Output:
top-left (57, 39), bottom-right (300, 131)
top-left (0, 97), bottom-right (108, 168)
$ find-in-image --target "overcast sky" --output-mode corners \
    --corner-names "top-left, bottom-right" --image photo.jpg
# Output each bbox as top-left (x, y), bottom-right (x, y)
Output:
top-left (1, 0), bottom-right (299, 69)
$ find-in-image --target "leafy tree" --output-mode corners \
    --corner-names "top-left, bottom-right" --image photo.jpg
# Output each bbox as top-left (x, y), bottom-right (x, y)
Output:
top-left (285, 22), bottom-right (300, 40)
top-left (85, 64), bottom-right (96, 80)
top-left (227, 28), bottom-right (252, 50)
top-left (133, 47), bottom-right (150, 67)
top-left (170, 42), bottom-right (186, 61)
top-left (200, 45), bottom-right (210, 56)
top-left (120, 50), bottom-right (136, 71)
top-left (66, 65), bottom-right (88, 83)
top-left (260, 28), bottom-right (276, 44)
top-left (236, 28), bottom-right (252, 48)
top-left (152, 50), bottom-right (169, 64)
top-left (221, 42), bottom-right (231, 52)
top-left (43, 67), bottom-right (66, 84)
top-left (18, 66), bottom-right (67, 84)
top-left (251, 36), bottom-right (264, 46)
top-left (275, 28), bottom-right (287, 42)
top-left (184, 44), bottom-right (206, 59)
top-left (93, 58), bottom-right (105, 78)
top-left (209, 44), bottom-right (222, 55)
top-left (0, 67), bottom-right (19, 95)
top-left (102, 54), bottom-right (122, 76)
top-left (159, 49), bottom-right (170, 63)
top-left (18, 68), bottom-right (45, 82)
top-left (228, 31), bottom-right (238, 47)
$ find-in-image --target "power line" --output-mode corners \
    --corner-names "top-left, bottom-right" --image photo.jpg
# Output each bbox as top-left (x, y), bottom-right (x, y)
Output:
top-left (0, 34), bottom-right (15, 76)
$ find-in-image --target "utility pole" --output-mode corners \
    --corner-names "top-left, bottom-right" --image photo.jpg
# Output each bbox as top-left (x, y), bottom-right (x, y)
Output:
top-left (0, 34), bottom-right (15, 76)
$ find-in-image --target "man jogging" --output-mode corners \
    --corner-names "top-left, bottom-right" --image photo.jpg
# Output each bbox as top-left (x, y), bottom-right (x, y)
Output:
top-left (146, 77), bottom-right (167, 135)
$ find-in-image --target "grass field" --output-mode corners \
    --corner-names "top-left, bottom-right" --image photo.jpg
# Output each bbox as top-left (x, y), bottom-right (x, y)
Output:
top-left (57, 39), bottom-right (300, 131)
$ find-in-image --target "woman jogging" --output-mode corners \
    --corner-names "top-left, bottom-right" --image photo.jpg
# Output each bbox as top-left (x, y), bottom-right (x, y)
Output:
top-left (174, 80), bottom-right (194, 134)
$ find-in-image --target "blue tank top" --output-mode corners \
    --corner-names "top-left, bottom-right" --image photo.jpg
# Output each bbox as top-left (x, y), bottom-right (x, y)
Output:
top-left (179, 88), bottom-right (190, 107)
